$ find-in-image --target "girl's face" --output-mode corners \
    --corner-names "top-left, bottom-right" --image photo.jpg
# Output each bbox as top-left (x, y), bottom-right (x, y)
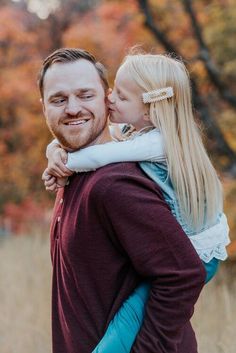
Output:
top-left (108, 65), bottom-right (151, 131)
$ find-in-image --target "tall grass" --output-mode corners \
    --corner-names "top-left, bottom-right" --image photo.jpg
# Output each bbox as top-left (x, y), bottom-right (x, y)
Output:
top-left (0, 234), bottom-right (51, 353)
top-left (0, 234), bottom-right (235, 353)
top-left (192, 261), bottom-right (236, 353)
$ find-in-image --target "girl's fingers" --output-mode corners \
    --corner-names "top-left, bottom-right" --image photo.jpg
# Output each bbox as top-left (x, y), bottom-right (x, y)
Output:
top-left (47, 165), bottom-right (65, 178)
top-left (47, 163), bottom-right (72, 177)
top-left (46, 184), bottom-right (58, 192)
top-left (42, 168), bottom-right (51, 181)
top-left (57, 177), bottom-right (68, 187)
top-left (44, 177), bottom-right (56, 187)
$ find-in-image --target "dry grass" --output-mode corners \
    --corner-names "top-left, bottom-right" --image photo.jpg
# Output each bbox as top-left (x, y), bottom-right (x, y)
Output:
top-left (0, 234), bottom-right (51, 353)
top-left (192, 261), bottom-right (236, 353)
top-left (0, 234), bottom-right (235, 353)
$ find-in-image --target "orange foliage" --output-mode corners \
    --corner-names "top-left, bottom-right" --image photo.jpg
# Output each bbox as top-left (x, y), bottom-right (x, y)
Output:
top-left (2, 198), bottom-right (52, 234)
top-left (0, 4), bottom-right (52, 219)
top-left (63, 1), bottom-right (156, 77)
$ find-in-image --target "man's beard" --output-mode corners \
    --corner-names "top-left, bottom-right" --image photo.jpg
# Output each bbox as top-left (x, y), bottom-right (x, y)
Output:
top-left (49, 127), bottom-right (78, 152)
top-left (47, 116), bottom-right (107, 152)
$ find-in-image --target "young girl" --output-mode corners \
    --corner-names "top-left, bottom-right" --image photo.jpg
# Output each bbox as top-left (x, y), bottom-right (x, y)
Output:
top-left (44, 52), bottom-right (230, 353)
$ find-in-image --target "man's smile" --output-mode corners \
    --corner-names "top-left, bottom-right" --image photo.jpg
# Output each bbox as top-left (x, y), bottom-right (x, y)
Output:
top-left (64, 118), bottom-right (90, 126)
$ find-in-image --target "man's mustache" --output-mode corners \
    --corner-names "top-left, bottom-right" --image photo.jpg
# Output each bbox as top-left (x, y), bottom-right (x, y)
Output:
top-left (60, 112), bottom-right (92, 122)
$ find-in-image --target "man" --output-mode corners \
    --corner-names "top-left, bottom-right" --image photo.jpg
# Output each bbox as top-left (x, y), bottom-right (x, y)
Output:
top-left (39, 48), bottom-right (205, 353)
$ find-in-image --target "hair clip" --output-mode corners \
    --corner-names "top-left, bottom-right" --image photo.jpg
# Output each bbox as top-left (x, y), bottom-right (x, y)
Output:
top-left (142, 87), bottom-right (174, 104)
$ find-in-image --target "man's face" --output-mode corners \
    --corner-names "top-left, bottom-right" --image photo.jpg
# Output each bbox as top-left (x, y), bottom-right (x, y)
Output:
top-left (42, 59), bottom-right (108, 151)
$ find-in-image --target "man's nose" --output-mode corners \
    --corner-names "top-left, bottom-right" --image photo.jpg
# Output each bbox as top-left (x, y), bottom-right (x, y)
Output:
top-left (65, 97), bottom-right (81, 115)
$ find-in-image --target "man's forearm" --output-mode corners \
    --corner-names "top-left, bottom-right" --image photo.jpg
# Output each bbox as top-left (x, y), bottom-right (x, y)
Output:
top-left (131, 260), bottom-right (205, 353)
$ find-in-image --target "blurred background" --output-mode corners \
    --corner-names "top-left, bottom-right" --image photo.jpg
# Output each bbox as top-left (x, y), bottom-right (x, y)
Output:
top-left (0, 0), bottom-right (236, 352)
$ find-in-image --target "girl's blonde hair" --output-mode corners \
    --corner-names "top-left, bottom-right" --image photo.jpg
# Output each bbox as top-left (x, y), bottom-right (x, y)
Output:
top-left (122, 53), bottom-right (222, 231)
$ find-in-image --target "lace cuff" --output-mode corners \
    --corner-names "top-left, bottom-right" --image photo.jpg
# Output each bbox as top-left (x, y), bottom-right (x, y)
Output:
top-left (189, 213), bottom-right (230, 263)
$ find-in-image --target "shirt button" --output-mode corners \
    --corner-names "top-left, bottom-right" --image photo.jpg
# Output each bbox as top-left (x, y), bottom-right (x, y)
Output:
top-left (60, 198), bottom-right (63, 204)
top-left (57, 216), bottom-right (61, 222)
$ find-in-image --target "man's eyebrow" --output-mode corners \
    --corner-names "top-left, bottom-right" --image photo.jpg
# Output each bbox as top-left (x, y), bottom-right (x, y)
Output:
top-left (48, 91), bottom-right (65, 100)
top-left (78, 88), bottom-right (95, 93)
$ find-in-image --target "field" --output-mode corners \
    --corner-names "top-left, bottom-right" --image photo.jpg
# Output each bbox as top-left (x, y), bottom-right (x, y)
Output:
top-left (0, 234), bottom-right (235, 353)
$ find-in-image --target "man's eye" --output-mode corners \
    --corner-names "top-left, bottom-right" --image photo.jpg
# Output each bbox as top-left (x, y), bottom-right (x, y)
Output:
top-left (118, 95), bottom-right (126, 101)
top-left (81, 95), bottom-right (94, 99)
top-left (52, 98), bottom-right (65, 104)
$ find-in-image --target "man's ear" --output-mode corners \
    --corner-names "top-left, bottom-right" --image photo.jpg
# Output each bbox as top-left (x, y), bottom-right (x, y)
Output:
top-left (40, 98), bottom-right (46, 116)
top-left (105, 88), bottom-right (112, 104)
top-left (143, 110), bottom-right (150, 122)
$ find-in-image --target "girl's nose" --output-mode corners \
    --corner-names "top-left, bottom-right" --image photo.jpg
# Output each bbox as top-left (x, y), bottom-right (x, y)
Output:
top-left (108, 90), bottom-right (115, 104)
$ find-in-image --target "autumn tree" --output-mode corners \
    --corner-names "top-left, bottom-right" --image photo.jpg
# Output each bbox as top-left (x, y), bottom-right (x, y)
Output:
top-left (0, 3), bottom-right (51, 222)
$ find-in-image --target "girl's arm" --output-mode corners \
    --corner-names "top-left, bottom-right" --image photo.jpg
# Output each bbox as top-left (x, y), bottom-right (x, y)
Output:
top-left (44, 140), bottom-right (72, 192)
top-left (46, 140), bottom-right (72, 177)
top-left (66, 129), bottom-right (165, 172)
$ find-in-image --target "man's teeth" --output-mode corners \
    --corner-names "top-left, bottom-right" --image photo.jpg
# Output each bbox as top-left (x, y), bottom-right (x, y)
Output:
top-left (68, 120), bottom-right (87, 125)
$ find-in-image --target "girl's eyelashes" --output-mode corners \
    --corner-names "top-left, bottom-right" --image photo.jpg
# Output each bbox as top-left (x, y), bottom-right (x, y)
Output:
top-left (112, 86), bottom-right (128, 101)
top-left (118, 95), bottom-right (126, 101)
top-left (116, 90), bottom-right (127, 101)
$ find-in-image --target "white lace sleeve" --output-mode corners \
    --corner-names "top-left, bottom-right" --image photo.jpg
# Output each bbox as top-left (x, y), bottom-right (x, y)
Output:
top-left (189, 213), bottom-right (231, 263)
top-left (66, 129), bottom-right (165, 172)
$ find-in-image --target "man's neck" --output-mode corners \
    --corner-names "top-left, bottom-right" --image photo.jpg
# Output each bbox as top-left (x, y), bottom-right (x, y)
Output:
top-left (93, 126), bottom-right (112, 145)
top-left (85, 125), bottom-right (112, 148)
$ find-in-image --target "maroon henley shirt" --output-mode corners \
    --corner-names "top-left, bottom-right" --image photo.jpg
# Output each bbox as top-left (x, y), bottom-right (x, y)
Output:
top-left (50, 162), bottom-right (205, 353)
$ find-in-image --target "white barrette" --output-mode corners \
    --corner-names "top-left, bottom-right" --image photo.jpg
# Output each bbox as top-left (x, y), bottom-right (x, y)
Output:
top-left (142, 87), bottom-right (174, 104)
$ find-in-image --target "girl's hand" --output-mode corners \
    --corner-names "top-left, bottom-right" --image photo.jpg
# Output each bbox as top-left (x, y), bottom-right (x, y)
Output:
top-left (42, 169), bottom-right (69, 193)
top-left (47, 146), bottom-right (73, 178)
top-left (42, 168), bottom-right (58, 192)
top-left (57, 176), bottom-right (68, 188)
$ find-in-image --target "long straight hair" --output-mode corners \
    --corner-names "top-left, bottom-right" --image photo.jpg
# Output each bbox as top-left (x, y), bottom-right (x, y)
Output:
top-left (122, 53), bottom-right (222, 231)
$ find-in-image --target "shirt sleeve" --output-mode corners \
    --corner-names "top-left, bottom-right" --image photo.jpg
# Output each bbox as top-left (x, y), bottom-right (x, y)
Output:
top-left (65, 129), bottom-right (165, 172)
top-left (99, 167), bottom-right (205, 353)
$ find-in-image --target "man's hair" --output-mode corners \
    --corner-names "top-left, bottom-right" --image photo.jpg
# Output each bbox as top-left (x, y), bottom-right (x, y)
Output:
top-left (38, 48), bottom-right (109, 98)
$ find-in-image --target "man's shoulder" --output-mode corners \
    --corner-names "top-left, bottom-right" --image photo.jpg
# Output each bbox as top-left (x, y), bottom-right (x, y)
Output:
top-left (89, 162), bottom-right (164, 200)
top-left (91, 162), bottom-right (146, 183)
top-left (98, 161), bottom-right (142, 175)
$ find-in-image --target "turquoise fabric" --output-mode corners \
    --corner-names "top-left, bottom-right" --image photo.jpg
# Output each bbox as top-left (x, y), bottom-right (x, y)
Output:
top-left (92, 161), bottom-right (220, 353)
top-left (204, 257), bottom-right (219, 283)
top-left (92, 282), bottom-right (150, 353)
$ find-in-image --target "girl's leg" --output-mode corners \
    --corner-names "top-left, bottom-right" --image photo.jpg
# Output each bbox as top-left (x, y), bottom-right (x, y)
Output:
top-left (92, 282), bottom-right (151, 353)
